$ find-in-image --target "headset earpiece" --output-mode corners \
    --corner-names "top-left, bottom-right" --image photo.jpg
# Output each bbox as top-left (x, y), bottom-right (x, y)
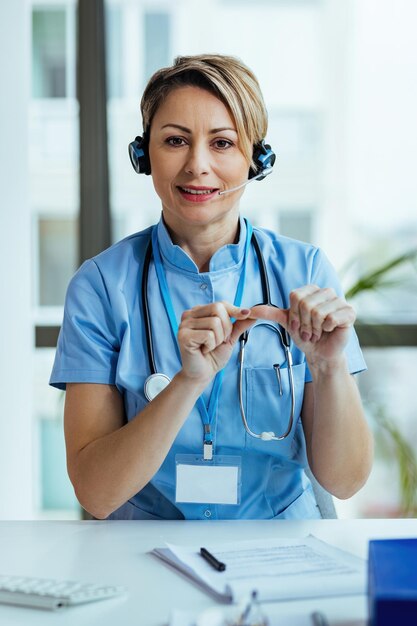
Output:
top-left (128, 134), bottom-right (151, 175)
top-left (249, 140), bottom-right (276, 180)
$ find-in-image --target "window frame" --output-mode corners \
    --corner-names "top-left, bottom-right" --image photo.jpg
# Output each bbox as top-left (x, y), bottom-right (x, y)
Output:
top-left (34, 0), bottom-right (417, 352)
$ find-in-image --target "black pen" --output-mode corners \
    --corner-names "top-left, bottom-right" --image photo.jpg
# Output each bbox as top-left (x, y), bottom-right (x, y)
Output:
top-left (200, 547), bottom-right (226, 572)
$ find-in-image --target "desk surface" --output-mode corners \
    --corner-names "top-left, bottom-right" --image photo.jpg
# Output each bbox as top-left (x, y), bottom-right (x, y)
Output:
top-left (0, 518), bottom-right (416, 625)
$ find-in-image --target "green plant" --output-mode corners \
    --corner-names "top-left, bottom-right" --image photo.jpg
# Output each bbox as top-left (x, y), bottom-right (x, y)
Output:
top-left (370, 405), bottom-right (417, 517)
top-left (346, 247), bottom-right (417, 517)
top-left (345, 249), bottom-right (417, 300)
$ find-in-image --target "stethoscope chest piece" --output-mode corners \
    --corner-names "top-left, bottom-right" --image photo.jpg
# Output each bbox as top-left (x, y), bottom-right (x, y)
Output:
top-left (144, 373), bottom-right (171, 401)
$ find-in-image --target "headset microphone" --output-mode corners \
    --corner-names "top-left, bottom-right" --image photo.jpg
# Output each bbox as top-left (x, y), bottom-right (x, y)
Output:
top-left (218, 140), bottom-right (276, 195)
top-left (218, 167), bottom-right (273, 195)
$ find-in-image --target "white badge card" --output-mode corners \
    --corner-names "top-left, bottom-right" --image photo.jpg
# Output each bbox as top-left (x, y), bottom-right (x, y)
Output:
top-left (175, 455), bottom-right (242, 505)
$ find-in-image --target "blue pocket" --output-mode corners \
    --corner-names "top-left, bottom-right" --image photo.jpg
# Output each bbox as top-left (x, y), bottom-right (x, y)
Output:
top-left (245, 363), bottom-right (306, 454)
top-left (271, 485), bottom-right (321, 519)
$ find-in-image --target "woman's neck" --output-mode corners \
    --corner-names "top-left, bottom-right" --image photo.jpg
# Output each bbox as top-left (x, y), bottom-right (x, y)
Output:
top-left (163, 216), bottom-right (240, 272)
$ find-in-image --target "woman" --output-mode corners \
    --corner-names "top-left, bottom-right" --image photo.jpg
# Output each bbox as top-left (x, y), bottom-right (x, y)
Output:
top-left (50, 54), bottom-right (373, 520)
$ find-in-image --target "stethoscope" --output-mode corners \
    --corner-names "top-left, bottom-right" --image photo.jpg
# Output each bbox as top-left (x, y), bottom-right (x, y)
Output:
top-left (141, 229), bottom-right (295, 441)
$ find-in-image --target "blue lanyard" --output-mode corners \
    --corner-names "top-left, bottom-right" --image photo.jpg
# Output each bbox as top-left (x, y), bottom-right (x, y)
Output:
top-left (151, 220), bottom-right (253, 456)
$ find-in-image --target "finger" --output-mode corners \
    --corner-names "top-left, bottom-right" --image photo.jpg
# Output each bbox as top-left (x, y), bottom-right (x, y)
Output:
top-left (247, 305), bottom-right (289, 330)
top-left (180, 315), bottom-right (226, 347)
top-left (181, 301), bottom-right (250, 320)
top-left (288, 285), bottom-right (320, 334)
top-left (289, 285), bottom-right (321, 339)
top-left (310, 296), bottom-right (343, 340)
top-left (298, 288), bottom-right (336, 341)
top-left (229, 317), bottom-right (258, 345)
top-left (181, 302), bottom-right (250, 338)
top-left (181, 303), bottom-right (231, 340)
top-left (322, 306), bottom-right (356, 333)
top-left (178, 328), bottom-right (217, 355)
top-left (201, 332), bottom-right (217, 354)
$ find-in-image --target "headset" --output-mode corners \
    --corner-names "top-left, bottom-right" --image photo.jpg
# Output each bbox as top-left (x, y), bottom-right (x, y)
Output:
top-left (129, 132), bottom-right (152, 176)
top-left (128, 133), bottom-right (276, 191)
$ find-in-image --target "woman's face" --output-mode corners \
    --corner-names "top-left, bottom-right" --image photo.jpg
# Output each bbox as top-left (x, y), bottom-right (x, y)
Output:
top-left (148, 85), bottom-right (249, 233)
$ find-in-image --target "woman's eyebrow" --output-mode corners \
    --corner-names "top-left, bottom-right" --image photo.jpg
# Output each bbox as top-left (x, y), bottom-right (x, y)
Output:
top-left (160, 123), bottom-right (237, 134)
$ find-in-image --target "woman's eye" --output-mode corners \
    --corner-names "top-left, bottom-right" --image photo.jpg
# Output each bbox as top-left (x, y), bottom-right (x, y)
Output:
top-left (213, 139), bottom-right (233, 150)
top-left (166, 137), bottom-right (186, 147)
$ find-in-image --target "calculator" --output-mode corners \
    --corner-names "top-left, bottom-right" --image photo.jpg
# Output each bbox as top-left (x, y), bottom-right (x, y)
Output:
top-left (0, 574), bottom-right (126, 611)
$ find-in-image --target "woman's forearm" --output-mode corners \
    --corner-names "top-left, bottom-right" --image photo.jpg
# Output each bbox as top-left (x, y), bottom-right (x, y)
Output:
top-left (72, 303), bottom-right (254, 519)
top-left (306, 357), bottom-right (374, 499)
top-left (72, 372), bottom-right (208, 519)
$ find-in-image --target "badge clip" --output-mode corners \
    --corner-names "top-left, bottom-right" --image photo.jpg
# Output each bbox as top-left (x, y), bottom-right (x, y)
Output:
top-left (203, 425), bottom-right (213, 461)
top-left (203, 442), bottom-right (213, 461)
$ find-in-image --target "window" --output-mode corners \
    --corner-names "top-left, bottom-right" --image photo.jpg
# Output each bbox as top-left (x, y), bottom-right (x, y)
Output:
top-left (279, 210), bottom-right (313, 243)
top-left (32, 9), bottom-right (67, 98)
top-left (23, 0), bottom-right (417, 520)
top-left (38, 218), bottom-right (77, 307)
top-left (105, 4), bottom-right (123, 99)
top-left (336, 347), bottom-right (417, 519)
top-left (29, 1), bottom-right (79, 519)
top-left (30, 3), bottom-right (79, 314)
top-left (144, 11), bottom-right (171, 82)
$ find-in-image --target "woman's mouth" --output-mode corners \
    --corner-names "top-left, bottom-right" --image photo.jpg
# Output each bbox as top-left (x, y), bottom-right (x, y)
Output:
top-left (177, 186), bottom-right (219, 202)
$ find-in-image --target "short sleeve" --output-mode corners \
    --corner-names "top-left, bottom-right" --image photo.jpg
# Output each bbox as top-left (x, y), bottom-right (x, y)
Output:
top-left (304, 248), bottom-right (366, 383)
top-left (49, 259), bottom-right (119, 390)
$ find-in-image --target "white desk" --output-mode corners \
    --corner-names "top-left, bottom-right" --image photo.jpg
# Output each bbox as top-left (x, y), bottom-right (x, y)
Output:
top-left (0, 519), bottom-right (416, 625)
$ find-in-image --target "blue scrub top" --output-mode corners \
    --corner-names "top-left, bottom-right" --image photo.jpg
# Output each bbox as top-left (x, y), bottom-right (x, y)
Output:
top-left (50, 216), bottom-right (366, 520)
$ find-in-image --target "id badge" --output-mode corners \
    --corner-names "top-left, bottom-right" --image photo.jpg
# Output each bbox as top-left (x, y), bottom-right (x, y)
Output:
top-left (175, 454), bottom-right (242, 505)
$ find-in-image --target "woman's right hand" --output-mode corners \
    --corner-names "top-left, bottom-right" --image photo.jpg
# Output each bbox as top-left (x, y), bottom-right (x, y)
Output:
top-left (177, 302), bottom-right (255, 383)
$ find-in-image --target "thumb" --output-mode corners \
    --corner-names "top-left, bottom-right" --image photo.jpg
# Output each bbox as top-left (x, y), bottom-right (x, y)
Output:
top-left (220, 301), bottom-right (253, 321)
top-left (248, 305), bottom-right (290, 330)
top-left (229, 317), bottom-right (257, 345)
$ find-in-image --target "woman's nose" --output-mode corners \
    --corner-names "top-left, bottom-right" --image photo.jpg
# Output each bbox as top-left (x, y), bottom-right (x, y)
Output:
top-left (184, 144), bottom-right (210, 176)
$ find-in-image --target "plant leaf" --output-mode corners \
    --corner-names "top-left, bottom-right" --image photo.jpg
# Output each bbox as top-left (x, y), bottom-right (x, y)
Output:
top-left (346, 249), bottom-right (417, 300)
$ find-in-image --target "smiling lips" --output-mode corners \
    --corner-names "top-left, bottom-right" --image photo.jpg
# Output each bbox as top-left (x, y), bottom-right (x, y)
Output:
top-left (177, 185), bottom-right (220, 202)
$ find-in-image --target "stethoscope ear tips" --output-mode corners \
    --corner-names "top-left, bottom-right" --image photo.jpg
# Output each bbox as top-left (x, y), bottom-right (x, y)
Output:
top-left (260, 431), bottom-right (276, 441)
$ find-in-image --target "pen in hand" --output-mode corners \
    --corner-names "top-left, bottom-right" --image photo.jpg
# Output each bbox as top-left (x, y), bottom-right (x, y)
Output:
top-left (200, 547), bottom-right (226, 572)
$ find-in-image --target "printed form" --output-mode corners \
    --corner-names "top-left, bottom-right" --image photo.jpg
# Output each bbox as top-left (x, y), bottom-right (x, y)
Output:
top-left (154, 536), bottom-right (366, 602)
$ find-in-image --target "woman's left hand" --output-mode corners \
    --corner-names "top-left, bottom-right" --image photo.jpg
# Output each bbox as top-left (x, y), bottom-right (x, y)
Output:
top-left (249, 285), bottom-right (356, 368)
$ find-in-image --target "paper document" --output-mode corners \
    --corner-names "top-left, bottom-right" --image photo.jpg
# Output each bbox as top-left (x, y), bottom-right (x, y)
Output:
top-left (152, 536), bottom-right (366, 603)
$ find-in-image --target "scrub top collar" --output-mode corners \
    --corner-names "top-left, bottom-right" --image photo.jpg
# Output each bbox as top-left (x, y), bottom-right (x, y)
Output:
top-left (156, 214), bottom-right (248, 274)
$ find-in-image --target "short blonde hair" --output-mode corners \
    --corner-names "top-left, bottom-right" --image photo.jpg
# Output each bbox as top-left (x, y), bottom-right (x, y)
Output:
top-left (140, 54), bottom-right (268, 168)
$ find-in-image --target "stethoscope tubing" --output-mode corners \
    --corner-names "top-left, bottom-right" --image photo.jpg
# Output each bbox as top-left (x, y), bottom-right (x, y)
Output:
top-left (238, 325), bottom-right (295, 441)
top-left (141, 226), bottom-right (295, 440)
top-left (142, 239), bottom-right (157, 376)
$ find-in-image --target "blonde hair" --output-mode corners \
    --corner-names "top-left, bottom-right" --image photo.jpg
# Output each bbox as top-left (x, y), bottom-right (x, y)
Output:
top-left (140, 54), bottom-right (268, 168)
